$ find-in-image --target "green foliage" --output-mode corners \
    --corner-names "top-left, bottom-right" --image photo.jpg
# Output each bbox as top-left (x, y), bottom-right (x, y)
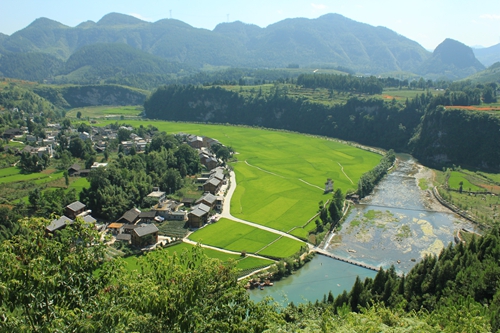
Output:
top-left (358, 150), bottom-right (396, 198)
top-left (0, 217), bottom-right (108, 331)
top-left (0, 52), bottom-right (64, 82)
top-left (0, 218), bottom-right (278, 332)
top-left (298, 73), bottom-right (383, 94)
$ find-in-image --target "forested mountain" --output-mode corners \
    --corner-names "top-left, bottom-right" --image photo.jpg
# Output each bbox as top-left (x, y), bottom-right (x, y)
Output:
top-left (419, 39), bottom-right (485, 80)
top-left (464, 62), bottom-right (500, 83)
top-left (474, 43), bottom-right (500, 67)
top-left (0, 12), bottom-right (472, 76)
top-left (0, 52), bottom-right (64, 81)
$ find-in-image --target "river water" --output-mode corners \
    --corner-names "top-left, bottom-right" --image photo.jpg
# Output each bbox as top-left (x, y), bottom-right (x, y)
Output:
top-left (249, 155), bottom-right (477, 304)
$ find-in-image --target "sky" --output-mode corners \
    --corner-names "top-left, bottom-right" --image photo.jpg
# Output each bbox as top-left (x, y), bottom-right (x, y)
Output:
top-left (1, 0), bottom-right (500, 50)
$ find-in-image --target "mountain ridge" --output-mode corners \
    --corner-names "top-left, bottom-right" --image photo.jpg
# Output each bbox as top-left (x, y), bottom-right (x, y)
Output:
top-left (0, 12), bottom-right (487, 78)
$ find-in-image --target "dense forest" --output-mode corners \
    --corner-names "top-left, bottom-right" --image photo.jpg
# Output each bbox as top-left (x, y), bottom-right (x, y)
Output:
top-left (144, 84), bottom-right (500, 171)
top-left (1, 217), bottom-right (499, 331)
top-left (80, 131), bottom-right (201, 221)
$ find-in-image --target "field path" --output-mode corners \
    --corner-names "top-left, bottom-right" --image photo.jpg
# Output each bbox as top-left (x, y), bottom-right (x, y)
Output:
top-left (338, 162), bottom-right (354, 185)
top-left (246, 160), bottom-right (324, 191)
top-left (183, 238), bottom-right (272, 261)
top-left (298, 179), bottom-right (324, 191)
top-left (244, 160), bottom-right (286, 178)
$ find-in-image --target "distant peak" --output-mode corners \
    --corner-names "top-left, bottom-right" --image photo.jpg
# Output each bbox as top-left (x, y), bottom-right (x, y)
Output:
top-left (434, 38), bottom-right (472, 54)
top-left (26, 17), bottom-right (67, 30)
top-left (97, 13), bottom-right (146, 26)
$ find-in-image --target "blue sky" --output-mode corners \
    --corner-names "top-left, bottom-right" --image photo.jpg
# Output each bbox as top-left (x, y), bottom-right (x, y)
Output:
top-left (1, 0), bottom-right (500, 50)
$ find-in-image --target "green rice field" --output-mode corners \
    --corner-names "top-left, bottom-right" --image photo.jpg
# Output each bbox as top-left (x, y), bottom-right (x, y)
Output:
top-left (122, 242), bottom-right (274, 272)
top-left (66, 106), bottom-right (143, 119)
top-left (188, 218), bottom-right (304, 258)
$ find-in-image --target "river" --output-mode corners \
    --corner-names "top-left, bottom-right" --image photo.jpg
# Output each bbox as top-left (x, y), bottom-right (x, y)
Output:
top-left (249, 155), bottom-right (478, 304)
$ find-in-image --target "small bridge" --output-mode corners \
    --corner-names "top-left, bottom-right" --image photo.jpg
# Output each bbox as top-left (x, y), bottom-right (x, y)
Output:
top-left (312, 248), bottom-right (380, 272)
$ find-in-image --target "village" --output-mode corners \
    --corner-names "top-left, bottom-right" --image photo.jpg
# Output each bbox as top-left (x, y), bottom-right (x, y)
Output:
top-left (2, 122), bottom-right (230, 250)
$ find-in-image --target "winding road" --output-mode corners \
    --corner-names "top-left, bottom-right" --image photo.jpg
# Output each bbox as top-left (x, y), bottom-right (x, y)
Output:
top-left (184, 168), bottom-right (311, 265)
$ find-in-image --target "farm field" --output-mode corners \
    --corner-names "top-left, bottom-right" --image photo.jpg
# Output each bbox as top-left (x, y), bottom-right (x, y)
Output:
top-left (448, 171), bottom-right (483, 192)
top-left (122, 242), bottom-right (274, 273)
top-left (97, 119), bottom-right (382, 233)
top-left (188, 218), bottom-right (304, 258)
top-left (66, 105), bottom-right (143, 119)
top-left (0, 168), bottom-right (63, 185)
top-left (436, 168), bottom-right (500, 227)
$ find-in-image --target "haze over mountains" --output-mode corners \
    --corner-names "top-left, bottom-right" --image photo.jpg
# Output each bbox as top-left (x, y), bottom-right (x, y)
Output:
top-left (0, 12), bottom-right (497, 82)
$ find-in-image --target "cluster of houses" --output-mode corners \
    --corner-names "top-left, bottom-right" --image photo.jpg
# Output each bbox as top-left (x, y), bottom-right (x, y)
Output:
top-left (4, 124), bottom-right (232, 247)
top-left (46, 163), bottom-right (228, 247)
top-left (1, 124), bottom-right (154, 159)
top-left (46, 201), bottom-right (98, 234)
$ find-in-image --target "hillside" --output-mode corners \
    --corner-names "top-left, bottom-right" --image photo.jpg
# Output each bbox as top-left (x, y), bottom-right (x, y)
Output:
top-left (464, 62), bottom-right (500, 83)
top-left (0, 52), bottom-right (64, 81)
top-left (0, 12), bottom-right (433, 74)
top-left (419, 38), bottom-right (485, 80)
top-left (474, 43), bottom-right (500, 67)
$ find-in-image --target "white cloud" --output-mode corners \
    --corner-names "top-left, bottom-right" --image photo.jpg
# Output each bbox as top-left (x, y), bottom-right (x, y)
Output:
top-left (480, 14), bottom-right (500, 20)
top-left (311, 3), bottom-right (327, 10)
top-left (128, 13), bottom-right (152, 22)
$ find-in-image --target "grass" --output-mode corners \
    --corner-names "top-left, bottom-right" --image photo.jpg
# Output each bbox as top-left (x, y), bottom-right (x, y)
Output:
top-left (437, 168), bottom-right (500, 227)
top-left (188, 218), bottom-right (305, 258)
top-left (0, 170), bottom-right (52, 185)
top-left (448, 171), bottom-right (483, 192)
top-left (65, 106), bottom-right (143, 119)
top-left (0, 167), bottom-right (22, 178)
top-left (257, 237), bottom-right (305, 258)
top-left (121, 242), bottom-right (274, 273)
top-left (68, 177), bottom-right (90, 194)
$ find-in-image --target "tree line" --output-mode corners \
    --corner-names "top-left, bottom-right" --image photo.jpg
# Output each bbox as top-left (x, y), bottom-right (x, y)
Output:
top-left (144, 84), bottom-right (500, 172)
top-left (297, 73), bottom-right (384, 94)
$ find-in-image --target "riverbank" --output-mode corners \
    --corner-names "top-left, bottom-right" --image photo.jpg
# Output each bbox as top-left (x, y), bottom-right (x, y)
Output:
top-left (324, 157), bottom-right (478, 274)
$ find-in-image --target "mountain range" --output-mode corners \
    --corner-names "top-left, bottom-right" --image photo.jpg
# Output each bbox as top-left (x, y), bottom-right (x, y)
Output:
top-left (0, 12), bottom-right (496, 82)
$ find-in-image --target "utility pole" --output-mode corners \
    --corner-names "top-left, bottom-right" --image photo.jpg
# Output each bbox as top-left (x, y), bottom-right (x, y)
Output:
top-left (169, 10), bottom-right (172, 19)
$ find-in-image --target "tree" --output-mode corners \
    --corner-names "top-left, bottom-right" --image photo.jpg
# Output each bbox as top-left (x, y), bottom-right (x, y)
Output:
top-left (0, 217), bottom-right (107, 331)
top-left (117, 127), bottom-right (131, 142)
top-left (76, 111), bottom-right (82, 119)
top-left (61, 118), bottom-right (71, 129)
top-left (68, 137), bottom-right (86, 158)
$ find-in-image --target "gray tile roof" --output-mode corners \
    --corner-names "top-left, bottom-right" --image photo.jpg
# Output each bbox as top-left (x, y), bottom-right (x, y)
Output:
top-left (116, 234), bottom-right (131, 241)
top-left (139, 211), bottom-right (156, 219)
top-left (82, 215), bottom-right (96, 224)
top-left (193, 203), bottom-right (210, 213)
top-left (46, 216), bottom-right (73, 232)
top-left (134, 224), bottom-right (159, 237)
top-left (66, 201), bottom-right (86, 212)
top-left (119, 208), bottom-right (141, 224)
top-left (190, 208), bottom-right (208, 218)
top-left (197, 193), bottom-right (217, 204)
